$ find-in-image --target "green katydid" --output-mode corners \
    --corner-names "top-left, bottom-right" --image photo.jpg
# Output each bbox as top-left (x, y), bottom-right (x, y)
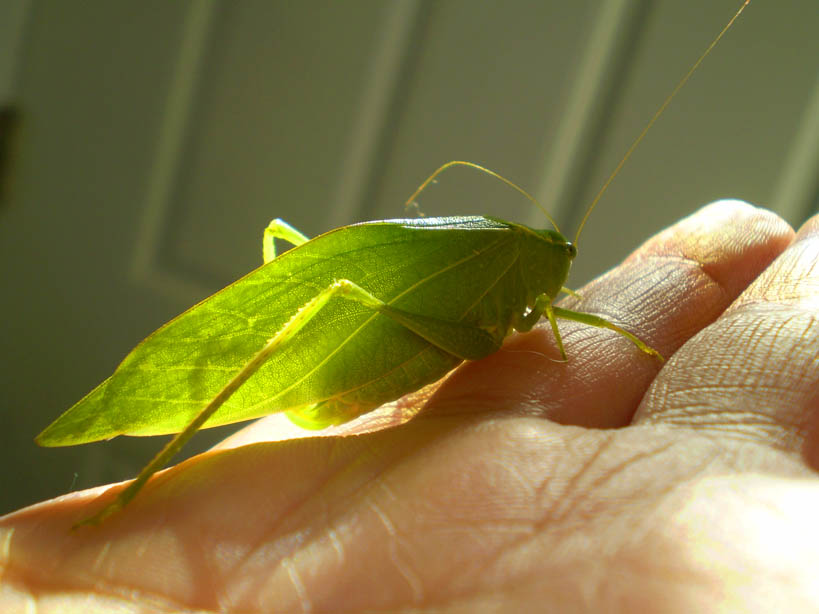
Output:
top-left (36, 1), bottom-right (748, 527)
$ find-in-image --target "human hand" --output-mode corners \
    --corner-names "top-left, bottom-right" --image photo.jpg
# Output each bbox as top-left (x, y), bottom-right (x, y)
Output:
top-left (3, 201), bottom-right (818, 613)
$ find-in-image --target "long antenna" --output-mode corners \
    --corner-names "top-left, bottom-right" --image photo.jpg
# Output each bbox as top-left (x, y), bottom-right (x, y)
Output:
top-left (405, 160), bottom-right (562, 234)
top-left (573, 0), bottom-right (750, 246)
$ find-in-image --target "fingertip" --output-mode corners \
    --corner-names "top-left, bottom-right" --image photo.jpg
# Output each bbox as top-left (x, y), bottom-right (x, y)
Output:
top-left (634, 200), bottom-right (794, 299)
top-left (718, 204), bottom-right (819, 314)
top-left (795, 210), bottom-right (819, 239)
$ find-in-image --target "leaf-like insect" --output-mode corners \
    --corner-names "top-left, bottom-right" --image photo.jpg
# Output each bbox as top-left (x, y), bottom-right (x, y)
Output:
top-left (37, 1), bottom-right (749, 526)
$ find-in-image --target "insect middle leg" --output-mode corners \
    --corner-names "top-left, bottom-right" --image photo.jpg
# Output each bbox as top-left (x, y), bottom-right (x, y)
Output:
top-left (512, 295), bottom-right (662, 362)
top-left (553, 306), bottom-right (663, 361)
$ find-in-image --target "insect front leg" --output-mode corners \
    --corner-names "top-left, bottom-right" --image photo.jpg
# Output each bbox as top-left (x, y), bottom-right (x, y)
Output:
top-left (515, 294), bottom-right (569, 361)
top-left (263, 218), bottom-right (310, 262)
top-left (560, 287), bottom-right (582, 300)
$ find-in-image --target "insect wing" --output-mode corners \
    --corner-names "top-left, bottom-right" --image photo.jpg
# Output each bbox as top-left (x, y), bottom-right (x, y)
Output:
top-left (37, 218), bottom-right (523, 445)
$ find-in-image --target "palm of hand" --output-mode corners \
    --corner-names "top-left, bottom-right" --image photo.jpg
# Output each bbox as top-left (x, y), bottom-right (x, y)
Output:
top-left (3, 201), bottom-right (819, 613)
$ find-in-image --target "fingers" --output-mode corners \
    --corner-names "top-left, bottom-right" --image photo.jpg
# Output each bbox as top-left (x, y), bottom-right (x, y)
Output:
top-left (634, 211), bottom-right (819, 466)
top-left (421, 201), bottom-right (794, 428)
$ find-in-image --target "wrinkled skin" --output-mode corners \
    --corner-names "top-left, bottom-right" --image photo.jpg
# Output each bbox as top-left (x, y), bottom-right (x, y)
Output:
top-left (3, 201), bottom-right (819, 613)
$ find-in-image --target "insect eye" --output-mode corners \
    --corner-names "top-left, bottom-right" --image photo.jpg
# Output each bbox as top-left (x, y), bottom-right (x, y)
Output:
top-left (566, 242), bottom-right (577, 259)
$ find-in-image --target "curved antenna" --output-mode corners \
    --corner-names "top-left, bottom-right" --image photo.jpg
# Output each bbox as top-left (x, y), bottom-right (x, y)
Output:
top-left (574, 0), bottom-right (750, 246)
top-left (405, 160), bottom-right (561, 234)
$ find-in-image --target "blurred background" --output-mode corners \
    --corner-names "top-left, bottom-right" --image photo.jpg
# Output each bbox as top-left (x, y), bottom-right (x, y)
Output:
top-left (1, 0), bottom-right (817, 515)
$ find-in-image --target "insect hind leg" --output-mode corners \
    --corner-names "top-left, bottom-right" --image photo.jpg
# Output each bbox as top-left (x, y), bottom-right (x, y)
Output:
top-left (263, 219), bottom-right (310, 263)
